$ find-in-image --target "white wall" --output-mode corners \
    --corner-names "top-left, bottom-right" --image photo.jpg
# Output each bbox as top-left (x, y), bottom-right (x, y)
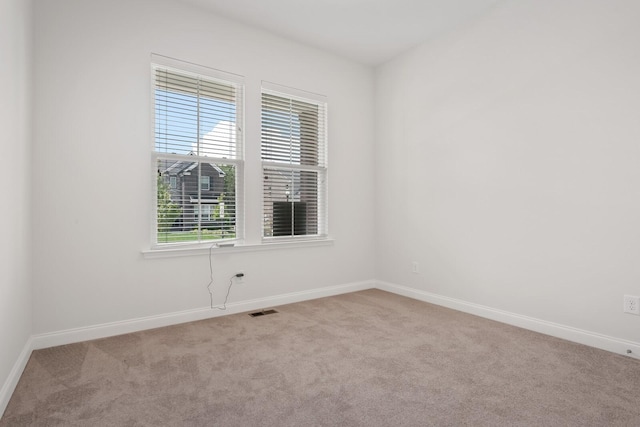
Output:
top-left (375, 0), bottom-right (640, 343)
top-left (6, 0), bottom-right (639, 413)
top-left (22, 0), bottom-right (640, 375)
top-left (32, 0), bottom-right (375, 334)
top-left (0, 0), bottom-right (33, 412)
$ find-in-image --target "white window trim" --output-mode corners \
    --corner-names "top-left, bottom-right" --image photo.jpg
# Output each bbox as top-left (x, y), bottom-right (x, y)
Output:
top-left (144, 56), bottom-right (333, 256)
top-left (260, 81), bottom-right (329, 243)
top-left (149, 54), bottom-right (245, 250)
top-left (262, 80), bottom-right (327, 104)
top-left (199, 175), bottom-right (210, 191)
top-left (142, 238), bottom-right (333, 259)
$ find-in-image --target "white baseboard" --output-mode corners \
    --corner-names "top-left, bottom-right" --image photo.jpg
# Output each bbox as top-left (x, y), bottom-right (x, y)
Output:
top-left (377, 280), bottom-right (640, 360)
top-left (28, 278), bottom-right (640, 358)
top-left (31, 280), bottom-right (376, 350)
top-left (5, 278), bottom-right (639, 418)
top-left (0, 337), bottom-right (33, 419)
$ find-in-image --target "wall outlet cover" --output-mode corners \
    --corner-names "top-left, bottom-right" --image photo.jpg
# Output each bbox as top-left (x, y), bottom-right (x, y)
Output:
top-left (623, 295), bottom-right (640, 315)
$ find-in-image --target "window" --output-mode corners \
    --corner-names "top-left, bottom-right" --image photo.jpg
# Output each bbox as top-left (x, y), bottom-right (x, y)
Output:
top-left (200, 175), bottom-right (210, 191)
top-left (195, 204), bottom-right (212, 221)
top-left (261, 83), bottom-right (327, 240)
top-left (152, 55), bottom-right (243, 246)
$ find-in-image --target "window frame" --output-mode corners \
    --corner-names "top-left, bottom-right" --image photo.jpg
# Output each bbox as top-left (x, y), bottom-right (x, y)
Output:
top-left (260, 81), bottom-right (328, 243)
top-left (199, 175), bottom-right (210, 191)
top-left (150, 54), bottom-right (245, 249)
top-left (195, 204), bottom-right (212, 221)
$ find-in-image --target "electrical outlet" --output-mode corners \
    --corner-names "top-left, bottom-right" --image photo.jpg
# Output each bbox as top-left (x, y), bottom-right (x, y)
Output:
top-left (623, 295), bottom-right (640, 315)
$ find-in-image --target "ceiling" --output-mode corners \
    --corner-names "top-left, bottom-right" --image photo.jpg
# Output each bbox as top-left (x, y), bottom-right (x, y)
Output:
top-left (178, 0), bottom-right (504, 65)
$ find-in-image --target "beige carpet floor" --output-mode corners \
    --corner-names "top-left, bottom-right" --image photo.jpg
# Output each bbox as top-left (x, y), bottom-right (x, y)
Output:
top-left (2, 289), bottom-right (640, 426)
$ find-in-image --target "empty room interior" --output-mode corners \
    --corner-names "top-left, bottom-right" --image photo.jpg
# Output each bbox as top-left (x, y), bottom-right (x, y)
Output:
top-left (2, 0), bottom-right (640, 424)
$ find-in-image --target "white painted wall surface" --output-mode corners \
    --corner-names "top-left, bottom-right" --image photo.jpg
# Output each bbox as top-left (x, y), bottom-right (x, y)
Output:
top-left (0, 0), bottom-right (33, 412)
top-left (375, 0), bottom-right (640, 342)
top-left (32, 0), bottom-right (375, 334)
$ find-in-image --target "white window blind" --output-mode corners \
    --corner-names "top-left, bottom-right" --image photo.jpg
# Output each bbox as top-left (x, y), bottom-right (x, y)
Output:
top-left (261, 85), bottom-right (327, 239)
top-left (152, 57), bottom-right (243, 246)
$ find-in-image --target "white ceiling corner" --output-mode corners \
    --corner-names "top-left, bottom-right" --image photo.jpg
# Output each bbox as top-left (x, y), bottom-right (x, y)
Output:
top-left (177, 0), bottom-right (504, 65)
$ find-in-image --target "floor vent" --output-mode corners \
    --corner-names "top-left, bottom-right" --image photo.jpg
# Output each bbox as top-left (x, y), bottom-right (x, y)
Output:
top-left (249, 309), bottom-right (278, 317)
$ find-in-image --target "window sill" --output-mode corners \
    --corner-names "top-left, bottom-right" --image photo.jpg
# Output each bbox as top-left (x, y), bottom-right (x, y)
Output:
top-left (142, 238), bottom-right (334, 259)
